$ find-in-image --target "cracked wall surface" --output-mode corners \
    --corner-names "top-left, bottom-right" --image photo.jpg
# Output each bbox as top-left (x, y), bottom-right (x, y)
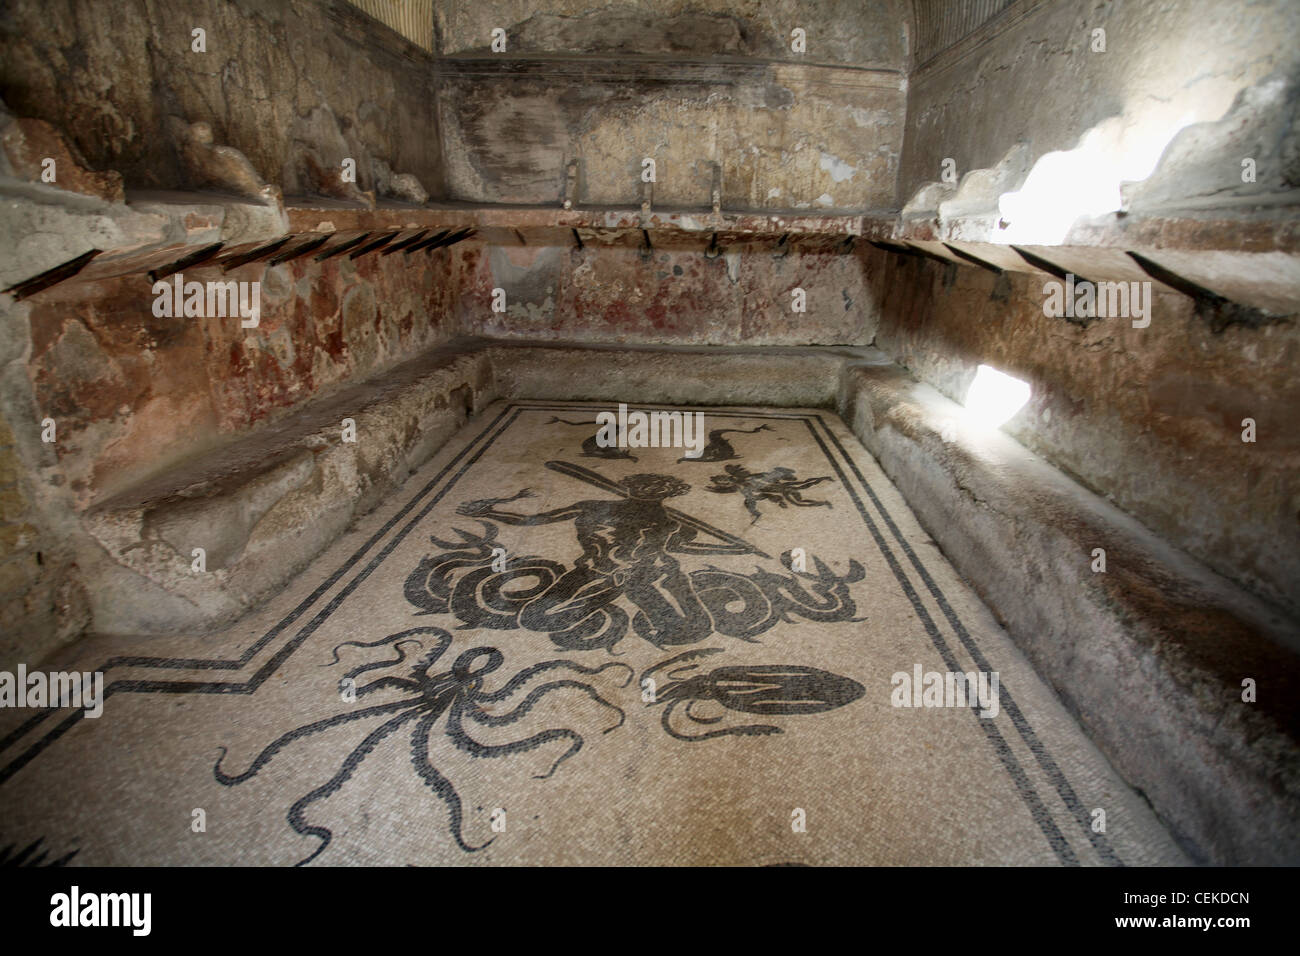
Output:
top-left (21, 247), bottom-right (462, 511)
top-left (0, 0), bottom-right (442, 200)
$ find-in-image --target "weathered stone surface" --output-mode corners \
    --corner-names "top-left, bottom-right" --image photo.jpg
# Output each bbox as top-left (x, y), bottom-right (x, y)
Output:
top-left (435, 0), bottom-right (911, 67)
top-left (0, 393), bottom-right (1194, 868)
top-left (287, 105), bottom-right (378, 205)
top-left (838, 358), bottom-right (1300, 865)
top-left (0, 114), bottom-right (123, 202)
top-left (285, 202), bottom-right (864, 235)
top-left (0, 179), bottom-right (294, 298)
top-left (900, 0), bottom-right (1300, 208)
top-left (0, 300), bottom-right (91, 672)
top-left (80, 346), bottom-right (491, 635)
top-left (0, 0), bottom-right (441, 198)
top-left (372, 159), bottom-right (429, 205)
top-left (0, 0), bottom-right (1297, 870)
top-left (1126, 71), bottom-right (1300, 212)
top-left (440, 60), bottom-right (903, 210)
top-left (897, 0), bottom-right (1300, 261)
top-left (862, 244), bottom-right (1300, 619)
top-left (489, 339), bottom-right (857, 407)
top-left (20, 332), bottom-right (1293, 866)
top-left (166, 117), bottom-right (272, 201)
top-left (456, 238), bottom-right (873, 346)
top-left (24, 240), bottom-right (462, 508)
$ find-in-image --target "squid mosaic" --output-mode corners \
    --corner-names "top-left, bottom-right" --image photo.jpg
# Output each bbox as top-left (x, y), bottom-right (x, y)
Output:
top-left (641, 648), bottom-right (866, 741)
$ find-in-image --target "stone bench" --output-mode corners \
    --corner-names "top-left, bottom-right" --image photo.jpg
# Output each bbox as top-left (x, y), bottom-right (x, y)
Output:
top-left (81, 343), bottom-right (491, 635)
top-left (838, 358), bottom-right (1300, 865)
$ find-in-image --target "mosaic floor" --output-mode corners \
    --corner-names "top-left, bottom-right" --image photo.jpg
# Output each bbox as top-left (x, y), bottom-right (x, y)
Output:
top-left (0, 402), bottom-right (1188, 865)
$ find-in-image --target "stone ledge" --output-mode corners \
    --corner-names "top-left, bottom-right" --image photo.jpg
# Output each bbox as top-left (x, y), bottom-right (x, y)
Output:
top-left (487, 339), bottom-right (869, 408)
top-left (837, 360), bottom-right (1300, 865)
top-left (80, 344), bottom-right (493, 636)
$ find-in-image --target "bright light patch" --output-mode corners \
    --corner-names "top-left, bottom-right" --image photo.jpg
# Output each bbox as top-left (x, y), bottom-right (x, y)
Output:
top-left (964, 364), bottom-right (1031, 429)
top-left (994, 111), bottom-right (1196, 245)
